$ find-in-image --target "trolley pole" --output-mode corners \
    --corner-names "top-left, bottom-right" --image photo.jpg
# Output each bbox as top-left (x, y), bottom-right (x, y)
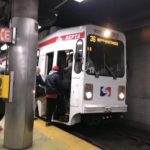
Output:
top-left (4, 0), bottom-right (38, 149)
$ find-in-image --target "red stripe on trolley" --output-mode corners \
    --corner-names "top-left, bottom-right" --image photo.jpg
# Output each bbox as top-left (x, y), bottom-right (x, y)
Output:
top-left (38, 32), bottom-right (85, 48)
top-left (38, 37), bottom-right (57, 48)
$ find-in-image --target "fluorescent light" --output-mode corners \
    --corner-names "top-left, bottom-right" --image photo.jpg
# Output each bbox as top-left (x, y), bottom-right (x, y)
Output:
top-left (1, 44), bottom-right (8, 51)
top-left (74, 0), bottom-right (85, 3)
top-left (38, 25), bottom-right (42, 29)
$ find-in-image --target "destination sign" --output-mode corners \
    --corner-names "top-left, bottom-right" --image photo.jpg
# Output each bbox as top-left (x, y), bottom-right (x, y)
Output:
top-left (89, 35), bottom-right (119, 46)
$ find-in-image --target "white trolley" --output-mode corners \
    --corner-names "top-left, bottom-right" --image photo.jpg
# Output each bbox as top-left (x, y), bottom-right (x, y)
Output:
top-left (38, 25), bottom-right (127, 125)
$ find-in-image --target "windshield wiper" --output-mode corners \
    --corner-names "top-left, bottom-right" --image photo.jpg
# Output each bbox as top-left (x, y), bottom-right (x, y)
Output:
top-left (105, 63), bottom-right (117, 80)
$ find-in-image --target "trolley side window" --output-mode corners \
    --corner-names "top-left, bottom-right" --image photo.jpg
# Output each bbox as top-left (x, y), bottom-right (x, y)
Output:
top-left (45, 52), bottom-right (54, 75)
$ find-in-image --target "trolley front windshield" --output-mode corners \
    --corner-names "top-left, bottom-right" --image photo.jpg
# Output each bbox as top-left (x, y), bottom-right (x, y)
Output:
top-left (86, 34), bottom-right (125, 78)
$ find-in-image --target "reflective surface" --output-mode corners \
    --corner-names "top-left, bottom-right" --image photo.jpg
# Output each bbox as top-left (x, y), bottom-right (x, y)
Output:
top-left (4, 17), bottom-right (38, 149)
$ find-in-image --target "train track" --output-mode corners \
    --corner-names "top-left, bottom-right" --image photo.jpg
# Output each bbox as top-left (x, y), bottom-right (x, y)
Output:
top-left (55, 121), bottom-right (150, 150)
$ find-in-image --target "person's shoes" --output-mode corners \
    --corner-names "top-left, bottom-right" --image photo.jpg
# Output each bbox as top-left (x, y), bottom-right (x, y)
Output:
top-left (45, 122), bottom-right (52, 126)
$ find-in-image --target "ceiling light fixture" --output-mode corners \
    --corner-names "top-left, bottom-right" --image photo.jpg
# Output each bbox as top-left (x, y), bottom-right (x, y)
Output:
top-left (55, 13), bottom-right (58, 17)
top-left (74, 0), bottom-right (85, 3)
top-left (38, 25), bottom-right (42, 30)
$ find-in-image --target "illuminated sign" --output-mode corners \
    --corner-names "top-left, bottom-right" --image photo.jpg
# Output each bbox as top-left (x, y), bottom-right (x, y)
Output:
top-left (0, 75), bottom-right (10, 99)
top-left (87, 46), bottom-right (93, 52)
top-left (0, 28), bottom-right (12, 43)
top-left (89, 35), bottom-right (118, 46)
top-left (0, 27), bottom-right (16, 44)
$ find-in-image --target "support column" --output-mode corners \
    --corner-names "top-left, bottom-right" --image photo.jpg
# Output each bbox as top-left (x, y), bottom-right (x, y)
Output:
top-left (4, 0), bottom-right (38, 149)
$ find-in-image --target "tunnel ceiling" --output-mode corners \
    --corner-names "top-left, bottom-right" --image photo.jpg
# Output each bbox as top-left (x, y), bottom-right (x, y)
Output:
top-left (0, 0), bottom-right (150, 32)
top-left (39, 0), bottom-right (150, 32)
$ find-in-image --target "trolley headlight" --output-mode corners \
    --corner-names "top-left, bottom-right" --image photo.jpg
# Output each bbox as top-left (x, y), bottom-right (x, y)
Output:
top-left (85, 91), bottom-right (92, 99)
top-left (84, 84), bottom-right (93, 100)
top-left (119, 92), bottom-right (125, 99)
top-left (118, 86), bottom-right (125, 101)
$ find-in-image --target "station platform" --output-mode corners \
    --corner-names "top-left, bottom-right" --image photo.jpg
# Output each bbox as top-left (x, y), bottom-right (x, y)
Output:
top-left (0, 118), bottom-right (101, 150)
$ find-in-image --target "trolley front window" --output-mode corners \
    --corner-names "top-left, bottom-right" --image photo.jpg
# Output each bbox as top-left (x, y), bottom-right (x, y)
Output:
top-left (86, 34), bottom-right (125, 78)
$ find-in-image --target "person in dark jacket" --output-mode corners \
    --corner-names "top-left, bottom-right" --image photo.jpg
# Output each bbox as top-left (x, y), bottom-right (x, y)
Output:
top-left (0, 99), bottom-right (5, 131)
top-left (45, 65), bottom-right (61, 126)
top-left (0, 99), bottom-right (5, 119)
top-left (36, 66), bottom-right (45, 98)
top-left (34, 66), bottom-right (45, 119)
top-left (0, 70), bottom-right (5, 131)
top-left (63, 55), bottom-right (72, 92)
top-left (62, 55), bottom-right (72, 115)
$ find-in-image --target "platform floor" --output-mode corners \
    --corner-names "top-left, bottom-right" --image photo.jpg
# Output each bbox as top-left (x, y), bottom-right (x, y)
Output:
top-left (0, 118), bottom-right (101, 150)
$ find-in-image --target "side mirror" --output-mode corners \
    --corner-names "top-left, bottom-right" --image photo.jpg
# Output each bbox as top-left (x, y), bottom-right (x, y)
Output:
top-left (74, 52), bottom-right (82, 61)
top-left (74, 39), bottom-right (83, 74)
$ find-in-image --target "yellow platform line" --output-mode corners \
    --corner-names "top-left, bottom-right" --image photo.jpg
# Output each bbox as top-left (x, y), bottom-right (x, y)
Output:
top-left (34, 120), bottom-right (101, 150)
